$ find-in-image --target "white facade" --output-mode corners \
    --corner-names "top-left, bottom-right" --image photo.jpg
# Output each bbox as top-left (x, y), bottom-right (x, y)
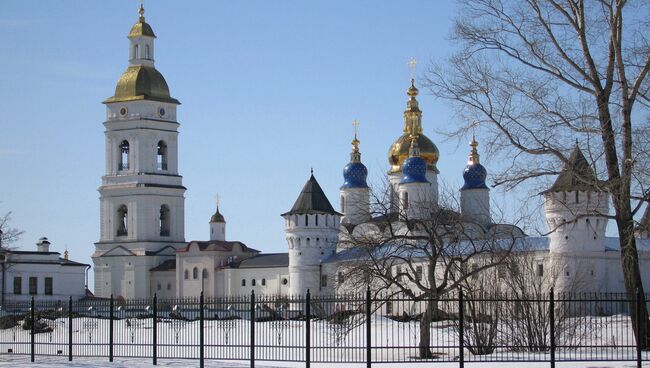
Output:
top-left (1, 238), bottom-right (88, 304)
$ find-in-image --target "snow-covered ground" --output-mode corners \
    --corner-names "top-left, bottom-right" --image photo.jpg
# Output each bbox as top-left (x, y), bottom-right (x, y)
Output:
top-left (0, 355), bottom-right (648, 368)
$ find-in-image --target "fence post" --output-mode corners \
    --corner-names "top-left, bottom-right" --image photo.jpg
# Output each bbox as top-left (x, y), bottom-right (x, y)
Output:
top-left (200, 292), bottom-right (204, 368)
top-left (109, 294), bottom-right (114, 362)
top-left (366, 286), bottom-right (371, 368)
top-left (458, 290), bottom-right (464, 368)
top-left (637, 288), bottom-right (642, 368)
top-left (68, 296), bottom-right (72, 361)
top-left (153, 293), bottom-right (157, 366)
top-left (306, 289), bottom-right (311, 368)
top-left (30, 296), bottom-right (35, 362)
top-left (251, 290), bottom-right (256, 368)
top-left (549, 288), bottom-right (555, 368)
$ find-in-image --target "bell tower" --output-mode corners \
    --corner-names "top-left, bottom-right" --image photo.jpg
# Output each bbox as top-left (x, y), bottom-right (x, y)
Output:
top-left (93, 5), bottom-right (186, 299)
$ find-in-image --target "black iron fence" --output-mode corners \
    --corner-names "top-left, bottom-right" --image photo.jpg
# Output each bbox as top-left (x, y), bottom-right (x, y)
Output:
top-left (0, 289), bottom-right (648, 367)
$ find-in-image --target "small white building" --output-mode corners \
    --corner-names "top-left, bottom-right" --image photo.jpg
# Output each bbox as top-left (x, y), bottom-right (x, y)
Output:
top-left (1, 237), bottom-right (90, 304)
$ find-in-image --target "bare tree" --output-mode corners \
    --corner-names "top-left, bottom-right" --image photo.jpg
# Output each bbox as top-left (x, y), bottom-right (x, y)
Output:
top-left (0, 211), bottom-right (23, 250)
top-left (425, 0), bottom-right (650, 346)
top-left (336, 186), bottom-right (522, 358)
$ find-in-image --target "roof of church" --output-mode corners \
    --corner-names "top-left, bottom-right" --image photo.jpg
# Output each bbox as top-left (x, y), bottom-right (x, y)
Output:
top-left (104, 65), bottom-right (180, 105)
top-left (282, 174), bottom-right (341, 216)
top-left (178, 240), bottom-right (260, 253)
top-left (150, 259), bottom-right (176, 272)
top-left (543, 145), bottom-right (603, 193)
top-left (229, 253), bottom-right (289, 269)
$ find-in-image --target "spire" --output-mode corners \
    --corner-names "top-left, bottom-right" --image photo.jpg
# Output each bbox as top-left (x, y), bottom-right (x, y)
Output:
top-left (543, 144), bottom-right (601, 193)
top-left (351, 119), bottom-right (361, 163)
top-left (403, 58), bottom-right (422, 136)
top-left (283, 174), bottom-right (341, 216)
top-left (468, 133), bottom-right (480, 165)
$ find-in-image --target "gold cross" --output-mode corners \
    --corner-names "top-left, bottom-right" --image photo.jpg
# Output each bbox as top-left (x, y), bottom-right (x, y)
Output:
top-left (408, 57), bottom-right (417, 80)
top-left (352, 119), bottom-right (360, 139)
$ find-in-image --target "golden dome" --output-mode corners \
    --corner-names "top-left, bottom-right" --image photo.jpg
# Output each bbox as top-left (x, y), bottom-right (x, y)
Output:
top-left (128, 5), bottom-right (156, 38)
top-left (388, 133), bottom-right (439, 173)
top-left (103, 65), bottom-right (180, 104)
top-left (388, 78), bottom-right (439, 173)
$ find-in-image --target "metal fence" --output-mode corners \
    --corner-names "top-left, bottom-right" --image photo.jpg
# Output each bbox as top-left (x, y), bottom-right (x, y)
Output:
top-left (0, 289), bottom-right (648, 367)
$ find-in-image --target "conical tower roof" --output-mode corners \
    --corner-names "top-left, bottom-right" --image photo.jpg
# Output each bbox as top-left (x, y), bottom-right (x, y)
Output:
top-left (282, 174), bottom-right (340, 216)
top-left (543, 145), bottom-right (602, 193)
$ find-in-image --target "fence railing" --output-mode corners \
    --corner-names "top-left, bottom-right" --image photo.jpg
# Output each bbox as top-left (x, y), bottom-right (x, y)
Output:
top-left (0, 289), bottom-right (648, 367)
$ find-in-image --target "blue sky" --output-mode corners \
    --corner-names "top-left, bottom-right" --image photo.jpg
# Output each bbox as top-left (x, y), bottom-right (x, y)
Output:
top-left (0, 1), bottom-right (547, 288)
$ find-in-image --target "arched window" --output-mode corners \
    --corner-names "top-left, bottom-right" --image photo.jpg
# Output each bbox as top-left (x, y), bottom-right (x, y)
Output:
top-left (167, 282), bottom-right (172, 290)
top-left (157, 141), bottom-right (168, 170)
top-left (261, 279), bottom-right (266, 286)
top-left (119, 140), bottom-right (130, 170)
top-left (305, 215), bottom-right (309, 226)
top-left (133, 44), bottom-right (139, 59)
top-left (117, 205), bottom-right (128, 236)
top-left (184, 270), bottom-right (189, 280)
top-left (193, 267), bottom-right (199, 280)
top-left (315, 215), bottom-right (319, 226)
top-left (340, 195), bottom-right (345, 213)
top-left (294, 215), bottom-right (298, 226)
top-left (157, 283), bottom-right (162, 291)
top-left (402, 192), bottom-right (409, 209)
top-left (241, 279), bottom-right (246, 287)
top-left (252, 279), bottom-right (256, 286)
top-left (202, 269), bottom-right (208, 280)
top-left (306, 238), bottom-right (310, 246)
top-left (159, 205), bottom-right (170, 236)
top-left (145, 44), bottom-right (150, 59)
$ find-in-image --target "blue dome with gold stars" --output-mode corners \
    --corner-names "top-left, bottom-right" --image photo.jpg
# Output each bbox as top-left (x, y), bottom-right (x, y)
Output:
top-left (401, 156), bottom-right (429, 184)
top-left (461, 137), bottom-right (488, 190)
top-left (462, 163), bottom-right (488, 190)
top-left (342, 161), bottom-right (369, 189)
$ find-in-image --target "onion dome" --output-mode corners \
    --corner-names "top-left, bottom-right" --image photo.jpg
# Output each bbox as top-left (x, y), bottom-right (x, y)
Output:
top-left (461, 137), bottom-right (488, 190)
top-left (341, 127), bottom-right (369, 189)
top-left (129, 4), bottom-right (156, 38)
top-left (210, 207), bottom-right (226, 223)
top-left (388, 79), bottom-right (440, 174)
top-left (401, 135), bottom-right (429, 184)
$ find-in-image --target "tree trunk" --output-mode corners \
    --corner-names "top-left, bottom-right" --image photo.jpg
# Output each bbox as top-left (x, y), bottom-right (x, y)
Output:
top-left (616, 208), bottom-right (650, 348)
top-left (418, 298), bottom-right (438, 358)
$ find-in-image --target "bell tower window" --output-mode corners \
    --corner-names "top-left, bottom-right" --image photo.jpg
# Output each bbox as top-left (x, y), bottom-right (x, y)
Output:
top-left (159, 205), bottom-right (170, 236)
top-left (117, 205), bottom-right (128, 236)
top-left (157, 141), bottom-right (168, 170)
top-left (145, 44), bottom-right (150, 59)
top-left (119, 140), bottom-right (130, 171)
top-left (340, 196), bottom-right (345, 213)
top-left (133, 44), bottom-right (139, 59)
top-left (402, 192), bottom-right (409, 209)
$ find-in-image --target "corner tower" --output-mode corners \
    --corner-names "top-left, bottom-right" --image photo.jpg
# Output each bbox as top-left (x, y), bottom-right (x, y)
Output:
top-left (93, 5), bottom-right (186, 299)
top-left (283, 173), bottom-right (341, 296)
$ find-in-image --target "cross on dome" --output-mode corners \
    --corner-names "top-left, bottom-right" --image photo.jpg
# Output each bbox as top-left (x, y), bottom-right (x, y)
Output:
top-left (408, 57), bottom-right (417, 81)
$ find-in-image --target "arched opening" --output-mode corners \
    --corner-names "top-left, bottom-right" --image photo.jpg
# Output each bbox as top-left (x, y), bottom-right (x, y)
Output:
top-left (241, 279), bottom-right (246, 287)
top-left (184, 270), bottom-right (189, 280)
top-left (202, 268), bottom-right (208, 280)
top-left (145, 44), bottom-right (150, 59)
top-left (157, 141), bottom-right (168, 170)
top-left (133, 44), bottom-right (139, 59)
top-left (261, 279), bottom-right (266, 286)
top-left (117, 205), bottom-right (128, 236)
top-left (252, 279), bottom-right (256, 286)
top-left (315, 215), bottom-right (319, 226)
top-left (305, 214), bottom-right (309, 226)
top-left (119, 140), bottom-right (130, 171)
top-left (159, 205), bottom-right (170, 236)
top-left (193, 267), bottom-right (199, 280)
top-left (340, 195), bottom-right (345, 213)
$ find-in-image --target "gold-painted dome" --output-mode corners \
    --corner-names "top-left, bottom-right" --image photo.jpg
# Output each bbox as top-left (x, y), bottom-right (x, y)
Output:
top-left (103, 65), bottom-right (180, 104)
top-left (128, 5), bottom-right (156, 38)
top-left (388, 78), bottom-right (439, 173)
top-left (388, 133), bottom-right (439, 173)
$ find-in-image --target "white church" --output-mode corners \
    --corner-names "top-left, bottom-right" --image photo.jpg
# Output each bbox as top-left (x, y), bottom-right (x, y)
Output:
top-left (92, 7), bottom-right (650, 300)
